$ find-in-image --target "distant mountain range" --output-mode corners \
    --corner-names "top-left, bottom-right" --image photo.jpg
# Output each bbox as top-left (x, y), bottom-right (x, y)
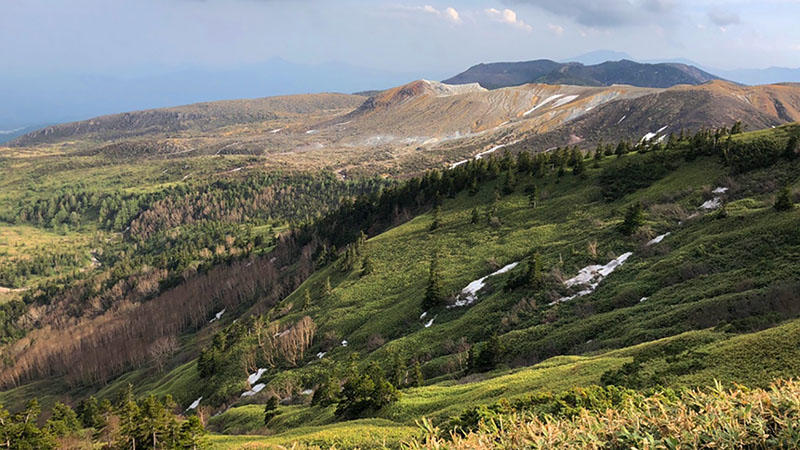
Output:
top-left (443, 59), bottom-right (721, 89)
top-left (566, 50), bottom-right (800, 86)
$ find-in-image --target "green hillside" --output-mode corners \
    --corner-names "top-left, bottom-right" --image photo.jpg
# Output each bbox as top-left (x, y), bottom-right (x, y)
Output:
top-left (2, 123), bottom-right (799, 448)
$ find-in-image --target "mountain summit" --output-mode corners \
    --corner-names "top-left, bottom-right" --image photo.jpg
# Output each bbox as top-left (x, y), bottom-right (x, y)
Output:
top-left (443, 59), bottom-right (721, 89)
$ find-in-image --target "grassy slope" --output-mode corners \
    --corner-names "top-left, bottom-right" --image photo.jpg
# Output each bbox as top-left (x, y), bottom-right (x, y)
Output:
top-left (201, 125), bottom-right (800, 446)
top-left (2, 124), bottom-right (799, 446)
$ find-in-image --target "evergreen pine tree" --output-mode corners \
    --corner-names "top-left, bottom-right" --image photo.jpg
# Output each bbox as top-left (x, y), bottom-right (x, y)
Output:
top-left (572, 155), bottom-right (585, 176)
top-left (470, 207), bottom-right (480, 224)
top-left (263, 396), bottom-right (279, 425)
top-left (501, 170), bottom-right (515, 195)
top-left (413, 360), bottom-right (424, 387)
top-left (784, 135), bottom-right (798, 159)
top-left (429, 206), bottom-right (441, 231)
top-left (302, 289), bottom-right (311, 310)
top-left (526, 253), bottom-right (543, 289)
top-left (619, 202), bottom-right (645, 236)
top-left (774, 186), bottom-right (794, 211)
top-left (527, 185), bottom-right (538, 208)
top-left (422, 256), bottom-right (445, 310)
top-left (360, 255), bottom-right (373, 277)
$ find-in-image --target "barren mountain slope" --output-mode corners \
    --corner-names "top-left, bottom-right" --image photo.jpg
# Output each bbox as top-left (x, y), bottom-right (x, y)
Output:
top-left (502, 80), bottom-right (800, 152)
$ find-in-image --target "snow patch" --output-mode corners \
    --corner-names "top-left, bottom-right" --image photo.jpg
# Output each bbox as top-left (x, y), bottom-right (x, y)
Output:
top-left (209, 308), bottom-right (226, 323)
top-left (713, 187), bottom-right (729, 194)
top-left (523, 94), bottom-right (563, 116)
top-left (647, 232), bottom-right (670, 246)
top-left (617, 115), bottom-right (626, 124)
top-left (248, 368), bottom-right (268, 385)
top-left (552, 95), bottom-right (579, 108)
top-left (305, 129), bottom-right (318, 135)
top-left (187, 397), bottom-right (202, 410)
top-left (301, 389), bottom-right (314, 395)
top-left (316, 352), bottom-right (326, 359)
top-left (241, 383), bottom-right (266, 397)
top-left (451, 262), bottom-right (520, 308)
top-left (269, 128), bottom-right (283, 134)
top-left (700, 197), bottom-right (722, 210)
top-left (550, 252), bottom-right (634, 305)
top-left (341, 340), bottom-right (348, 347)
top-left (450, 139), bottom-right (522, 169)
top-left (420, 311), bottom-right (427, 319)
top-left (424, 317), bottom-right (435, 328)
top-left (639, 297), bottom-right (648, 303)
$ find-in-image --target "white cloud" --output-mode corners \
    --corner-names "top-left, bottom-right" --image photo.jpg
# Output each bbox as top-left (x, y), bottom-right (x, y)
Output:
top-left (444, 7), bottom-right (461, 23)
top-left (419, 4), bottom-right (462, 24)
top-left (548, 23), bottom-right (565, 35)
top-left (486, 8), bottom-right (532, 31)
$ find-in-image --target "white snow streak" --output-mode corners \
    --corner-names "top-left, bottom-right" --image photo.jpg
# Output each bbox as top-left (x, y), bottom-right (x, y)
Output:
top-left (700, 197), bottom-right (722, 210)
top-left (713, 187), bottom-right (729, 194)
top-left (550, 252), bottom-right (634, 305)
top-left (617, 115), bottom-right (626, 124)
top-left (241, 383), bottom-right (266, 397)
top-left (209, 308), bottom-right (226, 323)
top-left (269, 128), bottom-right (283, 134)
top-left (316, 352), bottom-right (326, 359)
top-left (552, 95), bottom-right (579, 108)
top-left (451, 262), bottom-right (520, 308)
top-left (523, 94), bottom-right (563, 116)
top-left (646, 232), bottom-right (670, 246)
top-left (248, 368), bottom-right (268, 385)
top-left (424, 318), bottom-right (435, 328)
top-left (301, 389), bottom-right (314, 395)
top-left (187, 397), bottom-right (202, 410)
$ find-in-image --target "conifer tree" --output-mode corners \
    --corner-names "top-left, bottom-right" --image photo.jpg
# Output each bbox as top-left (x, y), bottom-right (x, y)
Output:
top-left (413, 360), bottom-right (424, 387)
top-left (775, 186), bottom-right (794, 211)
top-left (422, 256), bottom-right (445, 310)
top-left (429, 206), bottom-right (441, 231)
top-left (619, 202), bottom-right (645, 236)
top-left (470, 207), bottom-right (480, 224)
top-left (263, 396), bottom-right (279, 425)
top-left (526, 253), bottom-right (543, 289)
top-left (360, 255), bottom-right (373, 277)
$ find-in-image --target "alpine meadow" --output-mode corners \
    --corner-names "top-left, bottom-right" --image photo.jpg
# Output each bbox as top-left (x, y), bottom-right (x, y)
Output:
top-left (2, 1), bottom-right (800, 449)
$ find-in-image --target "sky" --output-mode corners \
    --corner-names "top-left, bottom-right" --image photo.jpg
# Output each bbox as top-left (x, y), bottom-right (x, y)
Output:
top-left (2, 0), bottom-right (800, 130)
top-left (3, 0), bottom-right (799, 75)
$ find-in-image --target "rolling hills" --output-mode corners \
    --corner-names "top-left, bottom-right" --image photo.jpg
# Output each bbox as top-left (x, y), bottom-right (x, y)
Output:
top-left (1, 117), bottom-right (798, 447)
top-left (7, 77), bottom-right (800, 179)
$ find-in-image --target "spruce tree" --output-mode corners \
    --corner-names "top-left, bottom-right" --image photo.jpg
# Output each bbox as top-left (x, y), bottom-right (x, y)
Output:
top-left (775, 186), bottom-right (794, 211)
top-left (360, 255), bottom-right (373, 277)
top-left (619, 202), bottom-right (645, 236)
top-left (572, 155), bottom-right (585, 176)
top-left (422, 257), bottom-right (445, 310)
top-left (429, 206), bottom-right (441, 231)
top-left (413, 361), bottom-right (424, 387)
top-left (470, 207), bottom-right (480, 224)
top-left (527, 185), bottom-right (538, 208)
top-left (784, 135), bottom-right (798, 159)
top-left (263, 396), bottom-right (279, 425)
top-left (526, 253), bottom-right (543, 289)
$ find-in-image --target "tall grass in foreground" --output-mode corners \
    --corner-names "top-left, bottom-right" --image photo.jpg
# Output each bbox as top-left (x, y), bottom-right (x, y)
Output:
top-left (407, 379), bottom-right (800, 449)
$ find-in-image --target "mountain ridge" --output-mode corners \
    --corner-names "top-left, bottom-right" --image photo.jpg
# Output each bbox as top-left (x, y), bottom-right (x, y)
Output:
top-left (443, 58), bottom-right (722, 89)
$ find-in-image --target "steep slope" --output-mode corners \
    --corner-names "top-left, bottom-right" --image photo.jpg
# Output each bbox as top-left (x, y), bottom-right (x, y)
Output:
top-left (502, 80), bottom-right (800, 153)
top-left (444, 59), bottom-right (721, 89)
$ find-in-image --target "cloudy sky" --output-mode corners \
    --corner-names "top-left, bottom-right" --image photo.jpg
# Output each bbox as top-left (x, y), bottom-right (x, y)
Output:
top-left (3, 0), bottom-right (799, 76)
